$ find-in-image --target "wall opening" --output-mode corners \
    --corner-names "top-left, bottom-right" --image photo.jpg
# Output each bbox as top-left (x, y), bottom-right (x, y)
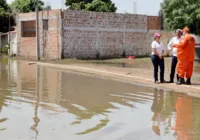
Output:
top-left (43, 19), bottom-right (49, 31)
top-left (21, 20), bottom-right (36, 37)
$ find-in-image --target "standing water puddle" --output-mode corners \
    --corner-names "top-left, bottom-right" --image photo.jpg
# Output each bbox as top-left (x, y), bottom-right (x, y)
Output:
top-left (0, 59), bottom-right (200, 140)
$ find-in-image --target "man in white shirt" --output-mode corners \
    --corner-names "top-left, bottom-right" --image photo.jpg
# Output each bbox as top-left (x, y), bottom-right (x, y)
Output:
top-left (168, 29), bottom-right (182, 83)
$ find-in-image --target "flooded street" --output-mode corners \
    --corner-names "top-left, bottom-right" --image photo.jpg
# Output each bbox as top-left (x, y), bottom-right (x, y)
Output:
top-left (1, 59), bottom-right (200, 140)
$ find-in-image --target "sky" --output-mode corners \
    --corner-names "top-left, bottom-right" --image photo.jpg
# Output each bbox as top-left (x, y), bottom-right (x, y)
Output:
top-left (7, 0), bottom-right (163, 16)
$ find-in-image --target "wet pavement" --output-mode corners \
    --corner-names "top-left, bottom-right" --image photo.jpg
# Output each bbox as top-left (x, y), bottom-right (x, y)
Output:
top-left (1, 59), bottom-right (200, 140)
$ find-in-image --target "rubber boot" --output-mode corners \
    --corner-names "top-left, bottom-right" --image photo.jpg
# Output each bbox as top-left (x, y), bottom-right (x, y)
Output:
top-left (176, 74), bottom-right (179, 83)
top-left (186, 78), bottom-right (191, 85)
top-left (176, 78), bottom-right (185, 85)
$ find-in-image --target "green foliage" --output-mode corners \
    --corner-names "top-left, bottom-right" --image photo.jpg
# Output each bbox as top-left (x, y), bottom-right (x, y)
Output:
top-left (161, 0), bottom-right (200, 35)
top-left (65, 0), bottom-right (117, 12)
top-left (0, 0), bottom-right (9, 17)
top-left (10, 0), bottom-right (44, 13)
top-left (43, 4), bottom-right (52, 10)
top-left (0, 0), bottom-right (12, 33)
top-left (85, 0), bottom-right (116, 12)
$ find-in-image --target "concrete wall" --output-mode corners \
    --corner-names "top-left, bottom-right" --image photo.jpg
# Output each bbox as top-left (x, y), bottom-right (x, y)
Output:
top-left (10, 32), bottom-right (17, 56)
top-left (16, 10), bottom-right (62, 59)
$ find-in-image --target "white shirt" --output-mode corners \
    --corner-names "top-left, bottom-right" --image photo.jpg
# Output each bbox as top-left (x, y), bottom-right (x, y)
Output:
top-left (168, 36), bottom-right (182, 56)
top-left (151, 41), bottom-right (164, 56)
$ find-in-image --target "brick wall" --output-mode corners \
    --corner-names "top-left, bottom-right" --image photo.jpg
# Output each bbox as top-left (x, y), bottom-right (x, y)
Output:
top-left (147, 16), bottom-right (161, 30)
top-left (17, 10), bottom-right (61, 59)
top-left (17, 10), bottom-right (170, 59)
top-left (63, 10), bottom-right (163, 59)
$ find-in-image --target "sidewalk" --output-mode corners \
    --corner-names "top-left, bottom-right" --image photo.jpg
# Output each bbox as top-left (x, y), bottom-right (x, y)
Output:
top-left (34, 58), bottom-right (200, 96)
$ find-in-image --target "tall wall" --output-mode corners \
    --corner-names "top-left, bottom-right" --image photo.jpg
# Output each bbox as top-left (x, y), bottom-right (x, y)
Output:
top-left (16, 10), bottom-right (62, 59)
top-left (63, 10), bottom-right (158, 59)
top-left (16, 10), bottom-right (174, 59)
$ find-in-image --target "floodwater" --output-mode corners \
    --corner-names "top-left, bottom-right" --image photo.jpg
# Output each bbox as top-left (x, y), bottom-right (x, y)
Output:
top-left (0, 59), bottom-right (200, 140)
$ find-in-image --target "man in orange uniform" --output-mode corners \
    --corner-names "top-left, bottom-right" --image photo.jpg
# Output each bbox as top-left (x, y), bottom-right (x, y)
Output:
top-left (173, 27), bottom-right (195, 85)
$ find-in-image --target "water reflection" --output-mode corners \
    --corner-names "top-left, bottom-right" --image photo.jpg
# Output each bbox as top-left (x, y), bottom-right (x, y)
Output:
top-left (31, 66), bottom-right (41, 139)
top-left (0, 59), bottom-right (200, 140)
top-left (151, 89), bottom-right (164, 136)
top-left (174, 95), bottom-right (193, 140)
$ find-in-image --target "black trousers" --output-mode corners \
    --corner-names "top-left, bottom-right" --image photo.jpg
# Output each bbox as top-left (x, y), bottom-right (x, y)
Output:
top-left (170, 56), bottom-right (178, 82)
top-left (151, 54), bottom-right (165, 82)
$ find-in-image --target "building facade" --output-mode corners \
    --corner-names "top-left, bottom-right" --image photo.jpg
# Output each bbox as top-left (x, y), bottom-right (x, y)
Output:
top-left (16, 10), bottom-right (173, 60)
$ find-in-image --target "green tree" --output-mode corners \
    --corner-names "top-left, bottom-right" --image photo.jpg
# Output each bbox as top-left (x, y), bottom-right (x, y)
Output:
top-left (0, 0), bottom-right (9, 16)
top-left (0, 0), bottom-right (11, 32)
top-left (65, 0), bottom-right (117, 12)
top-left (85, 0), bottom-right (117, 12)
top-left (43, 3), bottom-right (52, 10)
top-left (161, 0), bottom-right (200, 35)
top-left (10, 0), bottom-right (44, 13)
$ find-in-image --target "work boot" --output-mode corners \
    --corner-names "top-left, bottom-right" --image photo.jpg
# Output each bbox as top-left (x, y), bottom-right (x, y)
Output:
top-left (176, 78), bottom-right (185, 85)
top-left (160, 80), bottom-right (167, 83)
top-left (186, 78), bottom-right (191, 85)
top-left (176, 74), bottom-right (180, 83)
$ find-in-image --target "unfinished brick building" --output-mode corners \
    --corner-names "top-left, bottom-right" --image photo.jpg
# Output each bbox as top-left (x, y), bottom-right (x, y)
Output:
top-left (16, 10), bottom-right (62, 59)
top-left (16, 10), bottom-right (165, 60)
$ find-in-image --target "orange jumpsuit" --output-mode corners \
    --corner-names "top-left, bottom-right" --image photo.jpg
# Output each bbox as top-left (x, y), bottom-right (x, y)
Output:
top-left (173, 34), bottom-right (195, 79)
top-left (175, 96), bottom-right (192, 140)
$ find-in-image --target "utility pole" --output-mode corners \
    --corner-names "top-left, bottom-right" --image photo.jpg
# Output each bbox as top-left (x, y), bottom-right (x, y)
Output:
top-left (133, 0), bottom-right (137, 14)
top-left (8, 13), bottom-right (11, 56)
top-left (36, 0), bottom-right (40, 61)
top-left (61, 0), bottom-right (64, 11)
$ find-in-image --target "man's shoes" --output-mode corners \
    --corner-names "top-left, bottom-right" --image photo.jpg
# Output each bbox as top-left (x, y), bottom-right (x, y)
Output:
top-left (160, 80), bottom-right (167, 83)
top-left (168, 80), bottom-right (174, 83)
top-left (176, 74), bottom-right (180, 83)
top-left (176, 78), bottom-right (185, 85)
top-left (155, 81), bottom-right (160, 84)
top-left (186, 78), bottom-right (191, 85)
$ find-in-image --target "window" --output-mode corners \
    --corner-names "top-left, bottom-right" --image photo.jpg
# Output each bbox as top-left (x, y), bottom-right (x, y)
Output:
top-left (21, 20), bottom-right (36, 37)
